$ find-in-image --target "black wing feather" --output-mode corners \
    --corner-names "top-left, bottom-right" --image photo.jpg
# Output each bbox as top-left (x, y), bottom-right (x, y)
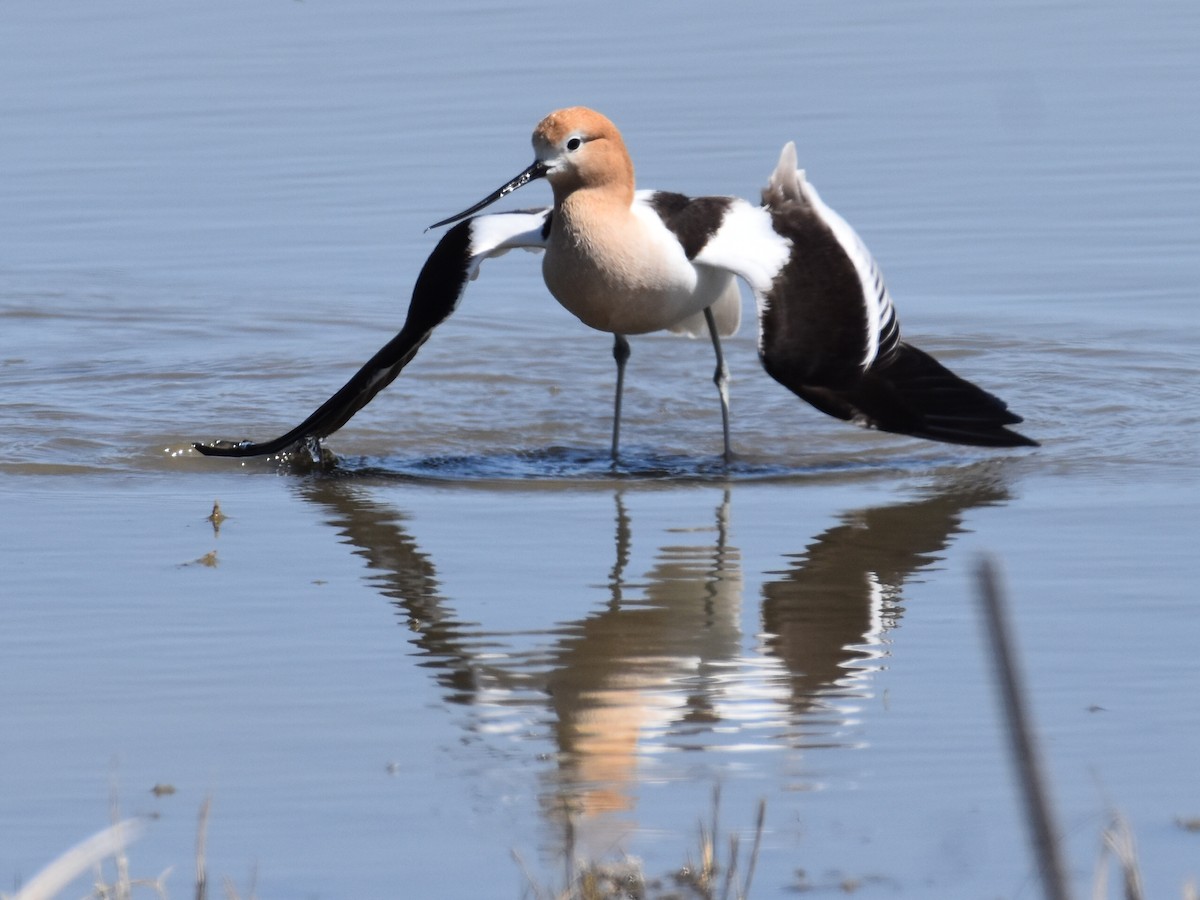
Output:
top-left (785, 342), bottom-right (1038, 448)
top-left (755, 159), bottom-right (1036, 448)
top-left (193, 219), bottom-right (474, 458)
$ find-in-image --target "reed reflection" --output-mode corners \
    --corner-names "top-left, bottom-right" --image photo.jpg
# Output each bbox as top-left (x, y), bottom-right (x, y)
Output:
top-left (297, 465), bottom-right (1008, 842)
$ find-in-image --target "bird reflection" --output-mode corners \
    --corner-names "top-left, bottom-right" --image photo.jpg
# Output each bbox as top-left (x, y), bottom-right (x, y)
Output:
top-left (543, 490), bottom-right (742, 820)
top-left (296, 463), bottom-right (1009, 839)
top-left (761, 470), bottom-right (1010, 744)
top-left (295, 477), bottom-right (500, 704)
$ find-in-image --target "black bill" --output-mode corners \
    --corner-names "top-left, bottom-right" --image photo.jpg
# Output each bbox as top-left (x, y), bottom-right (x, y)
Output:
top-left (427, 159), bottom-right (549, 229)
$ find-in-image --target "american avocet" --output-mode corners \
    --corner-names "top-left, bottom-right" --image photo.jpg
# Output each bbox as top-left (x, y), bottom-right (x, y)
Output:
top-left (195, 107), bottom-right (1035, 462)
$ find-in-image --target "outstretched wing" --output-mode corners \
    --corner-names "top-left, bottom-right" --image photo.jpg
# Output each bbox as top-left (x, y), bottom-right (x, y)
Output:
top-left (193, 210), bottom-right (550, 458)
top-left (692, 143), bottom-right (1034, 448)
top-left (689, 145), bottom-right (899, 387)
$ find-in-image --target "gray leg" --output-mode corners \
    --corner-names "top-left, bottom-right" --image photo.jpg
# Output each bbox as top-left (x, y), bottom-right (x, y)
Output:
top-left (703, 307), bottom-right (732, 463)
top-left (611, 334), bottom-right (630, 461)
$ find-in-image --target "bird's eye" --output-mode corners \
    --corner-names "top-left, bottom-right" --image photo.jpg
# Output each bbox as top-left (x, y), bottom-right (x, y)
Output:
top-left (565, 137), bottom-right (583, 151)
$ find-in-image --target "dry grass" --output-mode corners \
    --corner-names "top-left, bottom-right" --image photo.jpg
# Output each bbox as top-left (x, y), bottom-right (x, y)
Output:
top-left (671, 788), bottom-right (765, 900)
top-left (516, 787), bottom-right (766, 900)
top-left (4, 797), bottom-right (255, 900)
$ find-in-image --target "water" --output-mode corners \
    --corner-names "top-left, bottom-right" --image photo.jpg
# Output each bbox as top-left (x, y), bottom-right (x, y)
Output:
top-left (2, 2), bottom-right (1199, 898)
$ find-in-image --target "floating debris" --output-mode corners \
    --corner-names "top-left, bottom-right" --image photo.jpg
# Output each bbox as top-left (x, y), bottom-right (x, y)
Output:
top-left (179, 550), bottom-right (219, 569)
top-left (207, 500), bottom-right (227, 535)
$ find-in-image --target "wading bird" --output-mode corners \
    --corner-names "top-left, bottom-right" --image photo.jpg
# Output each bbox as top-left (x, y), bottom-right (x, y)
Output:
top-left (195, 107), bottom-right (1035, 462)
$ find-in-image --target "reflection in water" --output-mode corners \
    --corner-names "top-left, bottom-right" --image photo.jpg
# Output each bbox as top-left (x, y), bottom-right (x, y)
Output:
top-left (297, 466), bottom-right (1009, 854)
top-left (761, 472), bottom-right (1009, 747)
top-left (544, 491), bottom-right (742, 820)
top-left (296, 480), bottom-right (492, 704)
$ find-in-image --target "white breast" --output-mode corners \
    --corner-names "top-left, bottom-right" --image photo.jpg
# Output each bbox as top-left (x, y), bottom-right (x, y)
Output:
top-left (542, 198), bottom-right (734, 336)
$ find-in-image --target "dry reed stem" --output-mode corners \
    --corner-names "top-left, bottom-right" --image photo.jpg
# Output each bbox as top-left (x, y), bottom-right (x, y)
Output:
top-left (1090, 814), bottom-right (1144, 900)
top-left (195, 796), bottom-right (211, 900)
top-left (976, 557), bottom-right (1072, 900)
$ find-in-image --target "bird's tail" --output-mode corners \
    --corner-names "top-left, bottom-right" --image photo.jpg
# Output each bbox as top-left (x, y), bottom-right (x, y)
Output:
top-left (783, 342), bottom-right (1038, 448)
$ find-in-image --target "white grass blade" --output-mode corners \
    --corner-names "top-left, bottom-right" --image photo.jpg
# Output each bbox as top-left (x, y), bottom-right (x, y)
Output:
top-left (13, 819), bottom-right (143, 900)
top-left (1102, 814), bottom-right (1144, 900)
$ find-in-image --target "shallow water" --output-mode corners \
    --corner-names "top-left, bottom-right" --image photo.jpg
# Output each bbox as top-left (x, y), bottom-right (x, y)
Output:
top-left (3, 2), bottom-right (1199, 898)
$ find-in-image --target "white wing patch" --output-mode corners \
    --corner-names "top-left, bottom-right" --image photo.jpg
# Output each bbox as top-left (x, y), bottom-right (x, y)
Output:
top-left (691, 199), bottom-right (792, 351)
top-left (466, 210), bottom-right (550, 280)
top-left (692, 200), bottom-right (791, 297)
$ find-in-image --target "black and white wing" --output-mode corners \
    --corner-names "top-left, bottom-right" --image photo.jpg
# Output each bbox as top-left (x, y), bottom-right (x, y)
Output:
top-left (193, 210), bottom-right (550, 458)
top-left (695, 143), bottom-right (1035, 448)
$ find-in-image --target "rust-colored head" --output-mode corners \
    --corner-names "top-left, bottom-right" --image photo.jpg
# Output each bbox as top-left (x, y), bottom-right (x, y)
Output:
top-left (532, 107), bottom-right (634, 202)
top-left (429, 107), bottom-right (635, 229)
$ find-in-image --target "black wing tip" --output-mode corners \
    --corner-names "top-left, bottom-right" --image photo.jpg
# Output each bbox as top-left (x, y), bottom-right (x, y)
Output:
top-left (869, 405), bottom-right (1041, 449)
top-left (774, 345), bottom-right (1042, 451)
top-left (914, 424), bottom-right (1040, 449)
top-left (193, 436), bottom-right (336, 467)
top-left (193, 439), bottom-right (267, 458)
top-left (868, 343), bottom-right (1040, 449)
top-left (1001, 428), bottom-right (1040, 448)
top-left (917, 412), bottom-right (1040, 448)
